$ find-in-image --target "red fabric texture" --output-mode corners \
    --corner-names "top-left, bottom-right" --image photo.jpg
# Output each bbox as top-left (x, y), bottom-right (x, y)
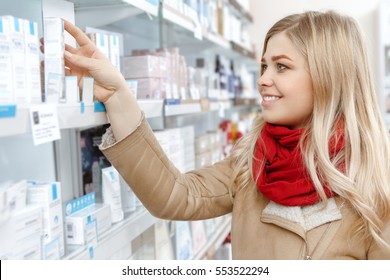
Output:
top-left (253, 123), bottom-right (343, 206)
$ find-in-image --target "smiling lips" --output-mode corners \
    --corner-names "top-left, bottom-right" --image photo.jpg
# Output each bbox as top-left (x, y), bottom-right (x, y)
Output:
top-left (261, 95), bottom-right (281, 107)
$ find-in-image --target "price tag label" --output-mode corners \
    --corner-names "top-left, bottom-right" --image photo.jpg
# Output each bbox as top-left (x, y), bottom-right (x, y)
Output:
top-left (29, 104), bottom-right (61, 145)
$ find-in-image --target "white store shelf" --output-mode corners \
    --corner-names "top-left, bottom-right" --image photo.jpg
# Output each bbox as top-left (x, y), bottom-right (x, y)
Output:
top-left (0, 100), bottom-right (165, 138)
top-left (64, 207), bottom-right (157, 260)
top-left (164, 102), bottom-right (202, 116)
top-left (163, 3), bottom-right (195, 33)
top-left (123, 0), bottom-right (158, 17)
top-left (203, 31), bottom-right (231, 50)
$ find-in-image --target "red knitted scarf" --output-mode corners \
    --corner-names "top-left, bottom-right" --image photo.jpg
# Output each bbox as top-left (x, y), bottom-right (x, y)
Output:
top-left (253, 123), bottom-right (343, 206)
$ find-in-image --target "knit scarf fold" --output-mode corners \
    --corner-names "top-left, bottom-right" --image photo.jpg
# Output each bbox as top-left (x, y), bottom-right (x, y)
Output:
top-left (253, 123), bottom-right (341, 206)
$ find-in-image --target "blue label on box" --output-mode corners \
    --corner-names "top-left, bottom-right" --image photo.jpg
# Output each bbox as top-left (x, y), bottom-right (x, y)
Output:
top-left (14, 17), bottom-right (20, 32)
top-left (0, 104), bottom-right (17, 118)
top-left (165, 99), bottom-right (181, 105)
top-left (29, 21), bottom-right (35, 35)
top-left (65, 192), bottom-right (95, 216)
top-left (94, 102), bottom-right (106, 112)
top-left (146, 0), bottom-right (158, 5)
top-left (52, 183), bottom-right (58, 200)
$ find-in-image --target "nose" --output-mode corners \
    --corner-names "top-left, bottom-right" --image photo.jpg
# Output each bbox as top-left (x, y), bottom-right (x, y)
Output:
top-left (257, 72), bottom-right (273, 92)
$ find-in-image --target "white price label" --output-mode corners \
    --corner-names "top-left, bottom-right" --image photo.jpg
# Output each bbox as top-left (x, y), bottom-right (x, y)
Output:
top-left (29, 104), bottom-right (61, 145)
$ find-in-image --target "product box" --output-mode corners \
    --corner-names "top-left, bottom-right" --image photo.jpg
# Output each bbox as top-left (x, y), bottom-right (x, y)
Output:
top-left (65, 76), bottom-right (79, 104)
top-left (64, 192), bottom-right (112, 245)
top-left (82, 77), bottom-right (94, 104)
top-left (122, 55), bottom-right (161, 79)
top-left (131, 77), bottom-right (164, 99)
top-left (87, 33), bottom-right (110, 59)
top-left (0, 180), bottom-right (27, 213)
top-left (119, 175), bottom-right (136, 213)
top-left (195, 134), bottom-right (210, 154)
top-left (101, 166), bottom-right (124, 223)
top-left (0, 205), bottom-right (43, 260)
top-left (26, 181), bottom-right (65, 259)
top-left (191, 221), bottom-right (207, 255)
top-left (109, 34), bottom-right (120, 71)
top-left (195, 151), bottom-right (212, 168)
top-left (174, 221), bottom-right (193, 260)
top-left (6, 16), bottom-right (27, 104)
top-left (180, 126), bottom-right (195, 172)
top-left (0, 16), bottom-right (14, 104)
top-left (43, 17), bottom-right (65, 103)
top-left (24, 19), bottom-right (42, 104)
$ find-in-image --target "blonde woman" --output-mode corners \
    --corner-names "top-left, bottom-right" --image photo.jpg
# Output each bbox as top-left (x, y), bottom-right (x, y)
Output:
top-left (60, 10), bottom-right (390, 259)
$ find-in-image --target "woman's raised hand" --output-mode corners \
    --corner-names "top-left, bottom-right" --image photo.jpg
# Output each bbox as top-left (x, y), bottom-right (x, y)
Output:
top-left (62, 19), bottom-right (128, 103)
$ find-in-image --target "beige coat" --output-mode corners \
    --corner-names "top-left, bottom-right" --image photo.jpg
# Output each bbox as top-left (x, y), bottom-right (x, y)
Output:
top-left (101, 116), bottom-right (390, 259)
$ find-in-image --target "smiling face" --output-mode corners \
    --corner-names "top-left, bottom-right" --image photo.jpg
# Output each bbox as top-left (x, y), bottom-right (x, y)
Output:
top-left (258, 32), bottom-right (314, 130)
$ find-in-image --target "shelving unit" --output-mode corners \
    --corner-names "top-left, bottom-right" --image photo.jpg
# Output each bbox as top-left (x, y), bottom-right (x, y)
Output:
top-left (0, 0), bottom-right (259, 260)
top-left (64, 207), bottom-right (157, 260)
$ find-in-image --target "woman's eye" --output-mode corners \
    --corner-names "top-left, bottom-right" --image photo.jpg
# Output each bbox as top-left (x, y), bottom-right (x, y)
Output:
top-left (277, 64), bottom-right (287, 71)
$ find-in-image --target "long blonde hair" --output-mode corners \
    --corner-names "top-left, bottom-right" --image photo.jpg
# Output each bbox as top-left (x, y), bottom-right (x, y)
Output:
top-left (231, 11), bottom-right (390, 247)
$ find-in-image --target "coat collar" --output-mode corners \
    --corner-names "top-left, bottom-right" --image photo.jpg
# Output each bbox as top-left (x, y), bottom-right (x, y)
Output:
top-left (260, 197), bottom-right (342, 237)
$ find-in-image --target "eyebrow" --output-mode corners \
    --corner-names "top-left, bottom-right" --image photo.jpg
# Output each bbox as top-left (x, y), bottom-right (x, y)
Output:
top-left (261, 54), bottom-right (293, 63)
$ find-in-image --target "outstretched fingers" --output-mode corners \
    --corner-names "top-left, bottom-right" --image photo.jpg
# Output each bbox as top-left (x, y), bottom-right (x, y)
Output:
top-left (64, 51), bottom-right (96, 71)
top-left (65, 43), bottom-right (78, 54)
top-left (63, 19), bottom-right (92, 48)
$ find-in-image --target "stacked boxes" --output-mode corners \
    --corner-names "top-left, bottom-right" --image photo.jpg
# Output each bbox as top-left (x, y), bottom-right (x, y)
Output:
top-left (24, 20), bottom-right (41, 103)
top-left (0, 180), bottom-right (42, 260)
top-left (26, 181), bottom-right (65, 259)
top-left (88, 32), bottom-right (121, 71)
top-left (122, 48), bottom-right (188, 100)
top-left (8, 16), bottom-right (27, 104)
top-left (122, 55), bottom-right (165, 99)
top-left (0, 205), bottom-right (43, 260)
top-left (195, 130), bottom-right (225, 168)
top-left (0, 16), bottom-right (13, 104)
top-left (0, 16), bottom-right (41, 104)
top-left (154, 126), bottom-right (195, 173)
top-left (64, 193), bottom-right (111, 246)
top-left (43, 17), bottom-right (65, 103)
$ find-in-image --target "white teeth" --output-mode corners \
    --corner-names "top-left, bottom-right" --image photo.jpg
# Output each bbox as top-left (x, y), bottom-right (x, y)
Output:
top-left (263, 96), bottom-right (280, 101)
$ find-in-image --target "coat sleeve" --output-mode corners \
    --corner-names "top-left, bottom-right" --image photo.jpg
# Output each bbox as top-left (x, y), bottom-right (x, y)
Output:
top-left (100, 116), bottom-right (236, 221)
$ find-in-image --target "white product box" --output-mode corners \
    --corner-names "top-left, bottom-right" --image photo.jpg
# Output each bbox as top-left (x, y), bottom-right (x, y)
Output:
top-left (174, 221), bottom-right (193, 260)
top-left (88, 33), bottom-right (109, 59)
top-left (133, 77), bottom-right (164, 99)
top-left (24, 19), bottom-right (42, 104)
top-left (44, 17), bottom-right (65, 103)
top-left (0, 205), bottom-right (43, 260)
top-left (195, 134), bottom-right (210, 154)
top-left (191, 221), bottom-right (207, 255)
top-left (154, 220), bottom-right (174, 260)
top-left (119, 175), bottom-right (136, 213)
top-left (6, 16), bottom-right (27, 104)
top-left (82, 77), bottom-right (94, 104)
top-left (0, 16), bottom-right (13, 104)
top-left (109, 34), bottom-right (120, 71)
top-left (195, 151), bottom-right (212, 168)
top-left (65, 76), bottom-right (79, 104)
top-left (65, 193), bottom-right (111, 245)
top-left (0, 180), bottom-right (27, 213)
top-left (102, 166), bottom-right (124, 223)
top-left (122, 55), bottom-right (161, 79)
top-left (26, 181), bottom-right (65, 258)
